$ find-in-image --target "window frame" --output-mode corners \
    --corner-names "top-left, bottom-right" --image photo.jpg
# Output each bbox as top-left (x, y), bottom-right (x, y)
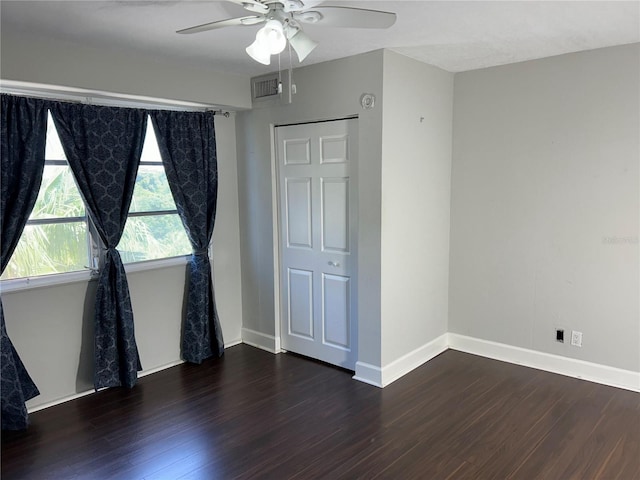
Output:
top-left (0, 89), bottom-right (218, 293)
top-left (115, 119), bottom-right (192, 266)
top-left (127, 157), bottom-right (179, 220)
top-left (1, 140), bottom-right (94, 285)
top-left (2, 157), bottom-right (193, 291)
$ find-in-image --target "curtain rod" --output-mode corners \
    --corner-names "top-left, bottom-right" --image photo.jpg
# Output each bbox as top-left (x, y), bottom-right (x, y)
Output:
top-left (209, 110), bottom-right (231, 117)
top-left (1, 80), bottom-right (233, 116)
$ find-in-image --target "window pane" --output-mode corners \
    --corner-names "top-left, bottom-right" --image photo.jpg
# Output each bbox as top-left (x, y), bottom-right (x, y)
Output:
top-left (129, 165), bottom-right (176, 213)
top-left (46, 112), bottom-right (67, 161)
top-left (119, 214), bottom-right (191, 263)
top-left (2, 113), bottom-right (90, 281)
top-left (140, 119), bottom-right (162, 164)
top-left (1, 222), bottom-right (88, 280)
top-left (31, 165), bottom-right (85, 219)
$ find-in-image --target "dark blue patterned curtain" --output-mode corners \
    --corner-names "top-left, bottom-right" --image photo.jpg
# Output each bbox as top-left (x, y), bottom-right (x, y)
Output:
top-left (150, 111), bottom-right (223, 363)
top-left (1, 94), bottom-right (46, 430)
top-left (49, 102), bottom-right (147, 389)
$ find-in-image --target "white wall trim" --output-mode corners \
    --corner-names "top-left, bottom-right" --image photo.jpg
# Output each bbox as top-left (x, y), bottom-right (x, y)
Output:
top-left (1, 80), bottom-right (223, 111)
top-left (27, 340), bottom-right (245, 414)
top-left (28, 332), bottom-right (639, 414)
top-left (353, 334), bottom-right (449, 388)
top-left (269, 123), bottom-right (284, 356)
top-left (448, 333), bottom-right (640, 393)
top-left (138, 359), bottom-right (186, 379)
top-left (381, 333), bottom-right (449, 387)
top-left (224, 338), bottom-right (243, 348)
top-left (28, 387), bottom-right (106, 413)
top-left (353, 333), bottom-right (449, 388)
top-left (27, 359), bottom-right (186, 413)
top-left (241, 327), bottom-right (282, 354)
top-left (353, 361), bottom-right (383, 387)
top-left (353, 332), bottom-right (639, 392)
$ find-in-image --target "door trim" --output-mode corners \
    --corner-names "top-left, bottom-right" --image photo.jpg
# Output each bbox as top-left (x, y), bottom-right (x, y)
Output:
top-left (270, 123), bottom-right (283, 353)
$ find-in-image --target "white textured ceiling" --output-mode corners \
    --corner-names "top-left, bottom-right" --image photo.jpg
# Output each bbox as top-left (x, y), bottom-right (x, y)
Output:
top-left (1, 1), bottom-right (639, 77)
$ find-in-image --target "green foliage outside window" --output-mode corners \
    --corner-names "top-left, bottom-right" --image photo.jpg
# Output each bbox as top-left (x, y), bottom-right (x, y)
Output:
top-left (2, 166), bottom-right (87, 279)
top-left (120, 166), bottom-right (192, 263)
top-left (2, 115), bottom-right (193, 281)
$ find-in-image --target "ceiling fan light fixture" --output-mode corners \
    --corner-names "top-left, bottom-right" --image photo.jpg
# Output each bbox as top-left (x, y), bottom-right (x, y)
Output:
top-left (287, 28), bottom-right (318, 62)
top-left (256, 19), bottom-right (287, 54)
top-left (246, 38), bottom-right (271, 65)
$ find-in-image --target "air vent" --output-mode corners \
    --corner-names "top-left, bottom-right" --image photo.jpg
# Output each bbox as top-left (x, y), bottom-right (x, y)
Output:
top-left (252, 74), bottom-right (280, 100)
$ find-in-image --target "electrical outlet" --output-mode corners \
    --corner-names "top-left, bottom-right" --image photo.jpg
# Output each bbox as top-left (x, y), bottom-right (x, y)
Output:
top-left (571, 330), bottom-right (583, 347)
top-left (556, 329), bottom-right (564, 343)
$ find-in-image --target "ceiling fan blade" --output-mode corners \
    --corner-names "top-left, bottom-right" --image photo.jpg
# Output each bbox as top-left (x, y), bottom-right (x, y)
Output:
top-left (297, 6), bottom-right (396, 29)
top-left (299, 0), bottom-right (324, 9)
top-left (225, 0), bottom-right (268, 13)
top-left (177, 16), bottom-right (265, 34)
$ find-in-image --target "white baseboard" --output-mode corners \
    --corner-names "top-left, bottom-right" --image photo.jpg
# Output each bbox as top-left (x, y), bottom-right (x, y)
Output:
top-left (381, 333), bottom-right (449, 387)
top-left (353, 333), bottom-right (449, 388)
top-left (28, 332), bottom-right (639, 414)
top-left (28, 387), bottom-right (105, 413)
top-left (241, 327), bottom-right (282, 354)
top-left (448, 333), bottom-right (640, 393)
top-left (224, 338), bottom-right (243, 348)
top-left (353, 361), bottom-right (383, 387)
top-left (27, 359), bottom-right (186, 413)
top-left (28, 340), bottom-right (243, 414)
top-left (354, 333), bottom-right (640, 392)
top-left (139, 359), bottom-right (185, 378)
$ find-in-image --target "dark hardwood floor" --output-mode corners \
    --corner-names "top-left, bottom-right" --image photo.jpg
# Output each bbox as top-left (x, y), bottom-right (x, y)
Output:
top-left (2, 345), bottom-right (639, 479)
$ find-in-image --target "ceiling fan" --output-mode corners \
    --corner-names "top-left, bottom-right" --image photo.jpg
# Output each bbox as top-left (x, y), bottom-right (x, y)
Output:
top-left (177, 0), bottom-right (397, 65)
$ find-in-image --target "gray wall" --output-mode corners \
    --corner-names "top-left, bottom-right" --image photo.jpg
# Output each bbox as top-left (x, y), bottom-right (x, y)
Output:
top-left (1, 29), bottom-right (251, 109)
top-left (380, 51), bottom-right (453, 366)
top-left (236, 50), bottom-right (455, 371)
top-left (1, 37), bottom-right (245, 409)
top-left (449, 44), bottom-right (640, 372)
top-left (236, 50), bottom-right (385, 366)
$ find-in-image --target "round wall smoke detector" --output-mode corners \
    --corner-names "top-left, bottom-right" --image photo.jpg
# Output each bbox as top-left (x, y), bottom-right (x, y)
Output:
top-left (360, 93), bottom-right (376, 110)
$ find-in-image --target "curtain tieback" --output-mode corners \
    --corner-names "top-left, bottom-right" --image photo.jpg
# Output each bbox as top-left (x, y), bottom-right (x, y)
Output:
top-left (193, 248), bottom-right (209, 257)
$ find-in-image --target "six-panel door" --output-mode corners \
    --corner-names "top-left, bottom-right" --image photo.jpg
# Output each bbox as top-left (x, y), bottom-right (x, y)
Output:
top-left (276, 119), bottom-right (358, 369)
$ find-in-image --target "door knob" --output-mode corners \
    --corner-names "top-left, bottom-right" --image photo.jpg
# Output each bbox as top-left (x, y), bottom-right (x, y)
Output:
top-left (328, 261), bottom-right (341, 267)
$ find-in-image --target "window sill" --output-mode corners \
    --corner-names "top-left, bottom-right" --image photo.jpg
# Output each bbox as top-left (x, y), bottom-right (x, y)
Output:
top-left (1, 255), bottom-right (191, 294)
top-left (124, 255), bottom-right (190, 275)
top-left (1, 270), bottom-right (92, 294)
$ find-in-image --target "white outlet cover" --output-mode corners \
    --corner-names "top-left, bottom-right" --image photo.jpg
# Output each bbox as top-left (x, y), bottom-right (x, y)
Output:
top-left (571, 330), bottom-right (583, 347)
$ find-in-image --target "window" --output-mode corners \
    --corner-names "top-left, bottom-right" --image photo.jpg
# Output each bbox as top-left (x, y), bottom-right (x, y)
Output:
top-left (1, 113), bottom-right (89, 280)
top-left (2, 112), bottom-right (192, 282)
top-left (119, 120), bottom-right (191, 263)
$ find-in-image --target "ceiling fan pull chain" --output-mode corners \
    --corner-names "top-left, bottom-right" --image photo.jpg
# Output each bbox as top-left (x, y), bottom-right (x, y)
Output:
top-left (288, 39), bottom-right (296, 96)
top-left (277, 51), bottom-right (283, 94)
